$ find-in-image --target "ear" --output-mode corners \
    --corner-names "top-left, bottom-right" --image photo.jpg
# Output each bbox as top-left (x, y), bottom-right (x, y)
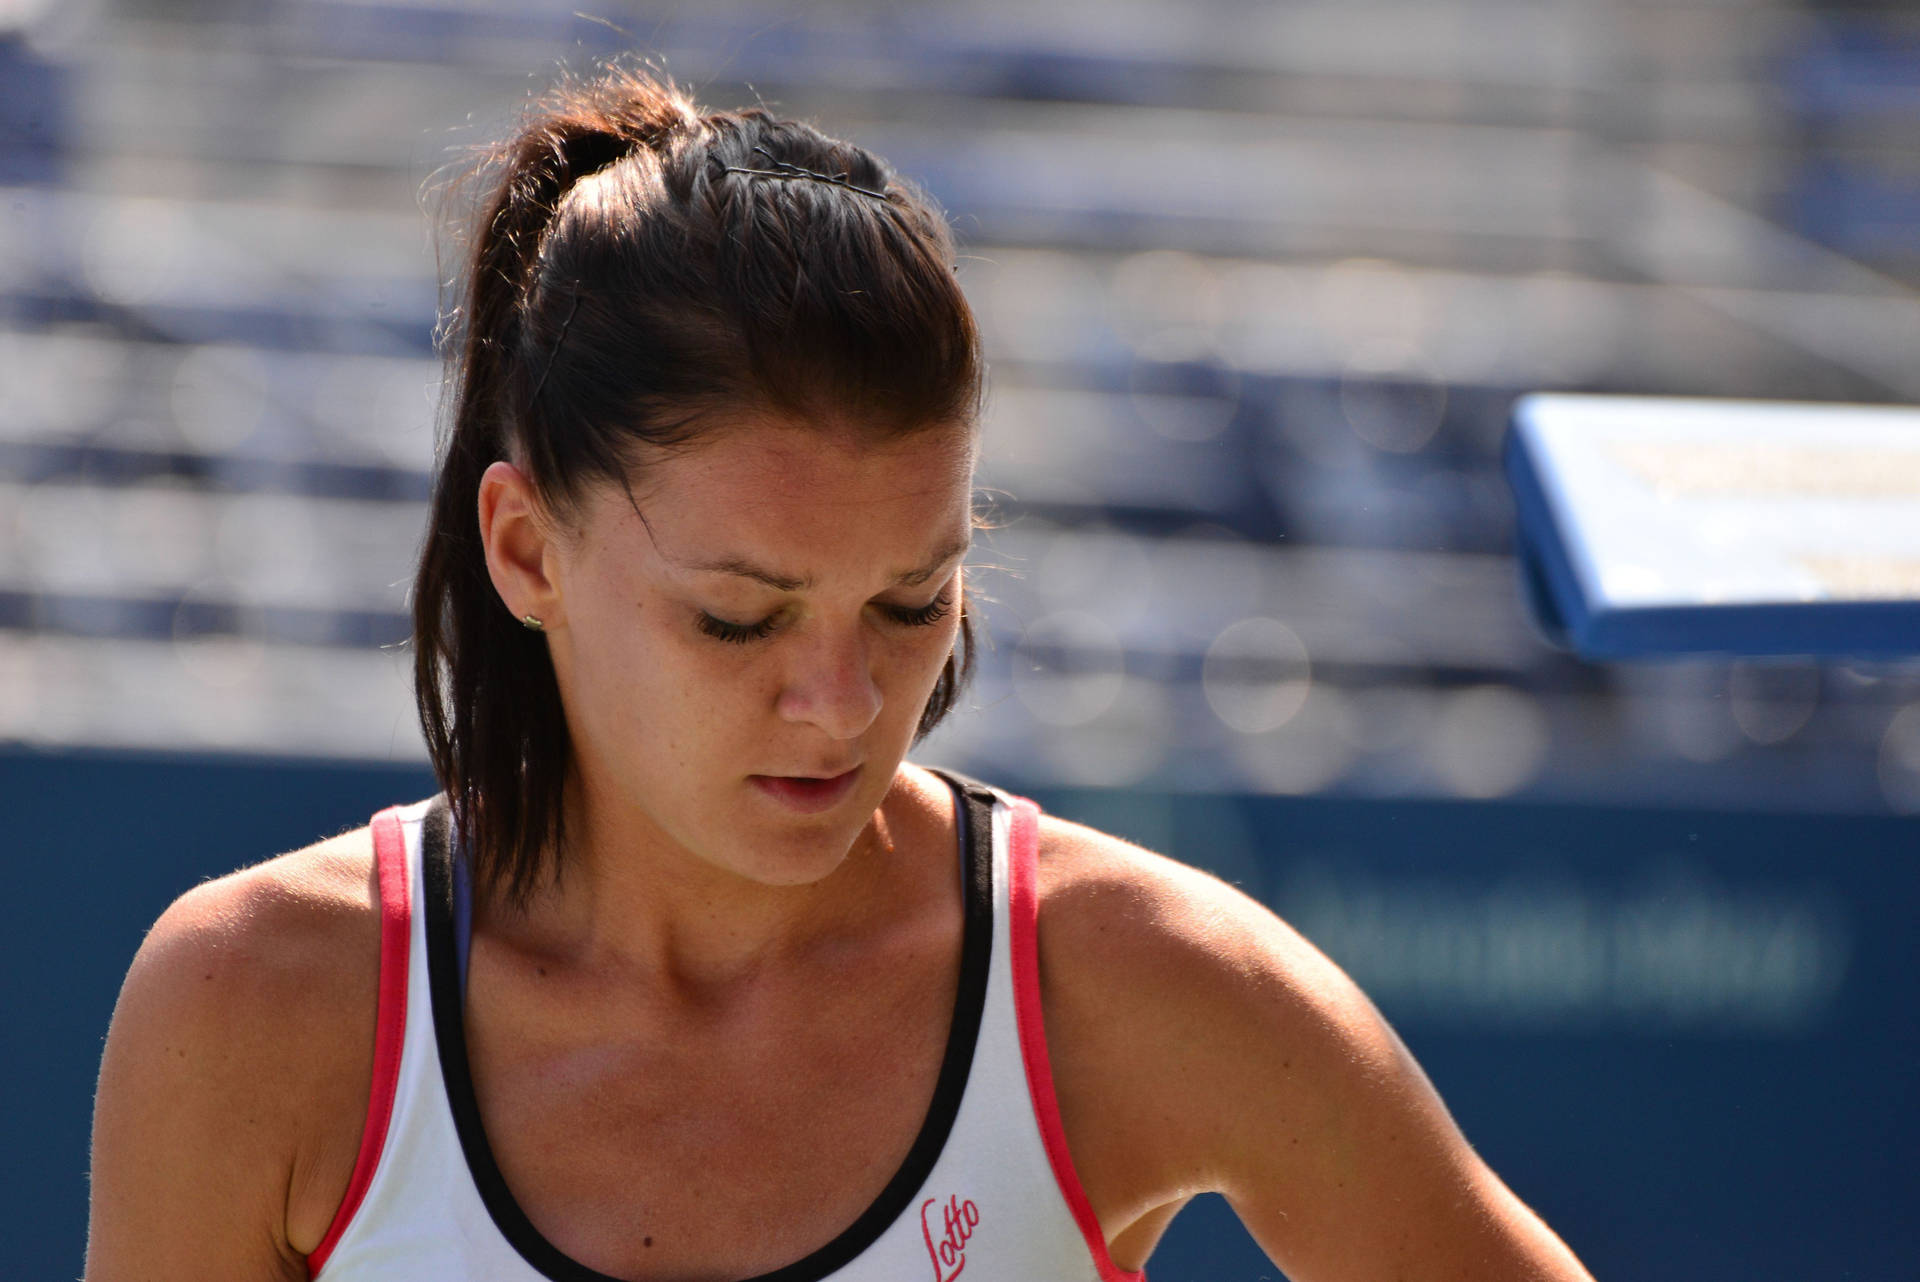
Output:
top-left (478, 460), bottom-right (564, 628)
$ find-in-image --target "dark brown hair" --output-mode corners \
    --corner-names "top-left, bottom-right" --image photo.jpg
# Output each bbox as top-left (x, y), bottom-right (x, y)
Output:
top-left (412, 61), bottom-right (983, 905)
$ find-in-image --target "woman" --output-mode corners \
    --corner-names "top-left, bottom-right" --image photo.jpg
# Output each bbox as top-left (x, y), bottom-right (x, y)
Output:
top-left (86, 64), bottom-right (1593, 1282)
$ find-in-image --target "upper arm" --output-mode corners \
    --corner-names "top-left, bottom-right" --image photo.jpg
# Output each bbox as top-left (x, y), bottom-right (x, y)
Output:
top-left (1036, 817), bottom-right (1593, 1282)
top-left (86, 837), bottom-right (379, 1282)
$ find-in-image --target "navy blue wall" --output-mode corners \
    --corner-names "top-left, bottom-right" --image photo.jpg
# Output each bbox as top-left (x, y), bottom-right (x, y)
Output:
top-left (1040, 786), bottom-right (1920, 1282)
top-left (7, 749), bottom-right (1914, 1280)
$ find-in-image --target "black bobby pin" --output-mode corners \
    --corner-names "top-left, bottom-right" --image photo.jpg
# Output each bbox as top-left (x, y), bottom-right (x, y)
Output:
top-left (722, 145), bottom-right (889, 201)
top-left (528, 280), bottom-right (582, 404)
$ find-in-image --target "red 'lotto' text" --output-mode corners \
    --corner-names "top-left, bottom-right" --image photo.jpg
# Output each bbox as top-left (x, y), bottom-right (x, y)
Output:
top-left (920, 1193), bottom-right (980, 1281)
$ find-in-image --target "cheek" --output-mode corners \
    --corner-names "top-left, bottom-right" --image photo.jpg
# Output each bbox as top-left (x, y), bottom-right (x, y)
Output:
top-left (926, 609), bottom-right (964, 671)
top-left (888, 611), bottom-right (964, 708)
top-left (557, 584), bottom-right (699, 742)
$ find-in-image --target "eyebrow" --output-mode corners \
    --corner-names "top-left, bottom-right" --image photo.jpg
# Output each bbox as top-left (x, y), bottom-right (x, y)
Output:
top-left (684, 533), bottom-right (972, 592)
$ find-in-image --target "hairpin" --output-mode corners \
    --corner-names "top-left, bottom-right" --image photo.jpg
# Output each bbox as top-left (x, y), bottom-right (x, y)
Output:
top-left (529, 279), bottom-right (582, 403)
top-left (722, 145), bottom-right (890, 201)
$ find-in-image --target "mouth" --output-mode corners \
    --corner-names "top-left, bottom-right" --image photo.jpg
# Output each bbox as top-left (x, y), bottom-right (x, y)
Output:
top-left (747, 766), bottom-right (862, 814)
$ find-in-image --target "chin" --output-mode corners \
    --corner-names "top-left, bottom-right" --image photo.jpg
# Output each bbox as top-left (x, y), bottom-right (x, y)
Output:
top-left (727, 794), bottom-right (874, 873)
top-left (728, 832), bottom-right (862, 888)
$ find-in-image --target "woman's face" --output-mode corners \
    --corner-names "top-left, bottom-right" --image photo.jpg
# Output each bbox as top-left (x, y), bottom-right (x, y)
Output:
top-left (496, 417), bottom-right (975, 888)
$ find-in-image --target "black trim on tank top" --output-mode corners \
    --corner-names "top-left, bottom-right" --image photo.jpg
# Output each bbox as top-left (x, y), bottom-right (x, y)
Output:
top-left (420, 768), bottom-right (998, 1282)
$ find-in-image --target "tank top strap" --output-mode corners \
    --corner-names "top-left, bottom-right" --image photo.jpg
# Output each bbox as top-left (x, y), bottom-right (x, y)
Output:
top-left (449, 811), bottom-right (472, 999)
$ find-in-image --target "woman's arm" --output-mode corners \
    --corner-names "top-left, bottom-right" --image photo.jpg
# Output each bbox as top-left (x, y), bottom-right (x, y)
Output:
top-left (1038, 815), bottom-right (1594, 1282)
top-left (85, 836), bottom-right (379, 1281)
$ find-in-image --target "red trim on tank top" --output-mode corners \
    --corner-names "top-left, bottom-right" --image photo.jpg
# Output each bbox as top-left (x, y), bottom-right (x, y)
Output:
top-left (1007, 796), bottom-right (1148, 1282)
top-left (307, 806), bottom-right (412, 1277)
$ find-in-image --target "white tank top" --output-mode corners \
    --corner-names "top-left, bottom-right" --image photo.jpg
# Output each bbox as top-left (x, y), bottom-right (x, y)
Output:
top-left (307, 770), bottom-right (1145, 1282)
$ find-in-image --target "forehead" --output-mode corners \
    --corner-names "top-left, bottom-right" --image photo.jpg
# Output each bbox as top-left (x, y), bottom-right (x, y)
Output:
top-left (673, 418), bottom-right (973, 501)
top-left (592, 418), bottom-right (976, 556)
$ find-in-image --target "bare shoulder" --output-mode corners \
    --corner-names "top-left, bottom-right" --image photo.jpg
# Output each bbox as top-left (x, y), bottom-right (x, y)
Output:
top-left (1029, 813), bottom-right (1351, 1218)
top-left (1032, 813), bottom-right (1594, 1282)
top-left (121, 823), bottom-right (382, 1057)
top-left (157, 823), bottom-right (377, 947)
top-left (1031, 811), bottom-right (1377, 1126)
top-left (1033, 811), bottom-right (1353, 1039)
top-left (87, 823), bottom-right (385, 1279)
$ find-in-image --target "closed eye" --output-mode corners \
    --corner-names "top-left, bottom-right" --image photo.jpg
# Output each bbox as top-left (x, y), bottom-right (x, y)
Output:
top-left (696, 593), bottom-right (953, 646)
top-left (883, 595), bottom-right (952, 628)
top-left (695, 611), bottom-right (779, 644)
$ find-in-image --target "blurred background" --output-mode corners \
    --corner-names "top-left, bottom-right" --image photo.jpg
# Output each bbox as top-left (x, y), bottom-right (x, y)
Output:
top-left (3, 0), bottom-right (1917, 1277)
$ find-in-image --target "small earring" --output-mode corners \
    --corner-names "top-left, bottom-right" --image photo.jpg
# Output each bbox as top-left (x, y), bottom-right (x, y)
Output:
top-left (520, 614), bottom-right (546, 632)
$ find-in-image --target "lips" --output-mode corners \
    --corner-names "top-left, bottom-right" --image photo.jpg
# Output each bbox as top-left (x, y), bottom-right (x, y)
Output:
top-left (748, 766), bottom-right (862, 814)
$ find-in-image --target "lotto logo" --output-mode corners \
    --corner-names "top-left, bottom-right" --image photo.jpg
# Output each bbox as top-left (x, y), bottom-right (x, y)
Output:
top-left (920, 1193), bottom-right (981, 1281)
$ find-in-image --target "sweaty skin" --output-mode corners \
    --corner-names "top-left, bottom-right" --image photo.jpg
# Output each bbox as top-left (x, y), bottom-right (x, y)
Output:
top-left (86, 420), bottom-right (1593, 1282)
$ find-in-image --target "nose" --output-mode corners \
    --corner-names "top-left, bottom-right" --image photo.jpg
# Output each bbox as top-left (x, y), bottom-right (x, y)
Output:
top-left (776, 621), bottom-right (883, 741)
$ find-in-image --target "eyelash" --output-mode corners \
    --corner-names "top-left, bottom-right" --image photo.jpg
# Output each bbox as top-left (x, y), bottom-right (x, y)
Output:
top-left (696, 596), bottom-right (953, 646)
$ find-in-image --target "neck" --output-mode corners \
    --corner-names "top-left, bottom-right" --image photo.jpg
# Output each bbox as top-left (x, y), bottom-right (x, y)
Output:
top-left (476, 765), bottom-right (934, 998)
